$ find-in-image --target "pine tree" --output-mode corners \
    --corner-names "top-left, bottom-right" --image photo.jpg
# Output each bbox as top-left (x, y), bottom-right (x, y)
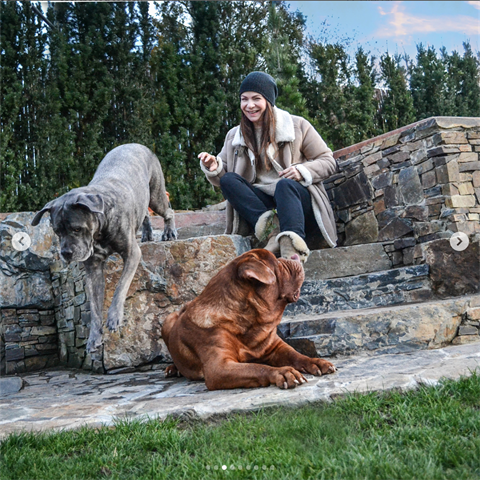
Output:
top-left (32, 3), bottom-right (77, 209)
top-left (307, 41), bottom-right (353, 149)
top-left (443, 43), bottom-right (480, 117)
top-left (0, 1), bottom-right (25, 211)
top-left (378, 53), bottom-right (415, 132)
top-left (265, 2), bottom-right (310, 119)
top-left (0, 1), bottom-right (49, 211)
top-left (150, 1), bottom-right (197, 209)
top-left (409, 44), bottom-right (447, 119)
top-left (347, 47), bottom-right (381, 143)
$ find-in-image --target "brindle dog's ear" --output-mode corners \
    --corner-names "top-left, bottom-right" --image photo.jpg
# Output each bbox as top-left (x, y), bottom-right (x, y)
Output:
top-left (74, 193), bottom-right (104, 215)
top-left (238, 257), bottom-right (276, 285)
top-left (31, 200), bottom-right (56, 226)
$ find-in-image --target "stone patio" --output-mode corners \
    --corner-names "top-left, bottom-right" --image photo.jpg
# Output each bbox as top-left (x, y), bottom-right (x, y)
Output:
top-left (1, 340), bottom-right (479, 439)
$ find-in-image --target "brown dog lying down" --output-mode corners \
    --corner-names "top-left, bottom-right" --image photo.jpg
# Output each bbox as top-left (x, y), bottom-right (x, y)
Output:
top-left (161, 249), bottom-right (336, 390)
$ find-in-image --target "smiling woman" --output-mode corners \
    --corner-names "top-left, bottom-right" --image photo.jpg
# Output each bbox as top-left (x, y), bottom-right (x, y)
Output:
top-left (198, 71), bottom-right (338, 263)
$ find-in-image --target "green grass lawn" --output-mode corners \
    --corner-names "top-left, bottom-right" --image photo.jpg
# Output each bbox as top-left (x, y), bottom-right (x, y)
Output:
top-left (1, 371), bottom-right (479, 480)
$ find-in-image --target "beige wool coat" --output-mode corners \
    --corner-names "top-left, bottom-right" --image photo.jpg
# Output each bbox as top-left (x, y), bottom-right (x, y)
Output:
top-left (200, 107), bottom-right (338, 247)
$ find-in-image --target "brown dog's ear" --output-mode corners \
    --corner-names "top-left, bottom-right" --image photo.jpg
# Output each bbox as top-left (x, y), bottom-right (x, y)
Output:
top-left (238, 258), bottom-right (276, 285)
top-left (31, 200), bottom-right (56, 226)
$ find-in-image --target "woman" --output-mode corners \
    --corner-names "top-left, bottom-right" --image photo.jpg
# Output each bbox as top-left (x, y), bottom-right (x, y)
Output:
top-left (198, 71), bottom-right (337, 262)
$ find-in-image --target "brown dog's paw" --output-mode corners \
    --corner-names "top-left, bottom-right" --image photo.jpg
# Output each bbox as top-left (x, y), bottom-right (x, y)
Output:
top-left (165, 364), bottom-right (182, 378)
top-left (296, 358), bottom-right (336, 376)
top-left (271, 366), bottom-right (307, 389)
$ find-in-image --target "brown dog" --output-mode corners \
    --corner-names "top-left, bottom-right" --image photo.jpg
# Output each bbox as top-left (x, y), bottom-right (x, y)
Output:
top-left (161, 249), bottom-right (335, 390)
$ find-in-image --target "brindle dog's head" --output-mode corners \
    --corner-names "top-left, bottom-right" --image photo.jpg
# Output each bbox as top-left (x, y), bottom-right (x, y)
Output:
top-left (32, 190), bottom-right (104, 263)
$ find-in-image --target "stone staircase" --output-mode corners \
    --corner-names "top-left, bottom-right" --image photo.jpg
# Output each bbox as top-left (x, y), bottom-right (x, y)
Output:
top-left (278, 241), bottom-right (479, 358)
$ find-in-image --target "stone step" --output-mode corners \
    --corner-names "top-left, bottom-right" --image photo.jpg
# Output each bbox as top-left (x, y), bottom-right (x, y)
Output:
top-left (279, 294), bottom-right (480, 358)
top-left (303, 243), bottom-right (393, 280)
top-left (150, 209), bottom-right (226, 240)
top-left (284, 264), bottom-right (432, 318)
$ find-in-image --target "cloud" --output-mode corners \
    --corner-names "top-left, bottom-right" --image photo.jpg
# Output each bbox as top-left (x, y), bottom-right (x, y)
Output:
top-left (375, 1), bottom-right (480, 38)
top-left (466, 1), bottom-right (480, 10)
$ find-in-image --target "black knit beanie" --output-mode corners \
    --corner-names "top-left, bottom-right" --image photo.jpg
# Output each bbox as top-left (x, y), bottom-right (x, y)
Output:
top-left (239, 71), bottom-right (278, 106)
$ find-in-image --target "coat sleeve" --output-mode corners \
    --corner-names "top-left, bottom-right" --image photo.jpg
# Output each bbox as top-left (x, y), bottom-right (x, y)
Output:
top-left (199, 130), bottom-right (233, 187)
top-left (293, 119), bottom-right (337, 186)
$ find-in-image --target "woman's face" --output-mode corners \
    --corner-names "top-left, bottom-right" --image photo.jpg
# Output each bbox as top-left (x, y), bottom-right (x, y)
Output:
top-left (240, 91), bottom-right (267, 125)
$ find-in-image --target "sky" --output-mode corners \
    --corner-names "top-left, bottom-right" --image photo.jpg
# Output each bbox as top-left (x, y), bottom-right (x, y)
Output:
top-left (40, 1), bottom-right (479, 60)
top-left (288, 1), bottom-right (480, 60)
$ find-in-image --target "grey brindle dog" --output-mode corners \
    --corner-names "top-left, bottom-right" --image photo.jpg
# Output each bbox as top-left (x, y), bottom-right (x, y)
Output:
top-left (32, 143), bottom-right (176, 353)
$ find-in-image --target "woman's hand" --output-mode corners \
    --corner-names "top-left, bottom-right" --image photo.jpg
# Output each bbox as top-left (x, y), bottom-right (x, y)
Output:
top-left (198, 152), bottom-right (218, 172)
top-left (279, 166), bottom-right (303, 182)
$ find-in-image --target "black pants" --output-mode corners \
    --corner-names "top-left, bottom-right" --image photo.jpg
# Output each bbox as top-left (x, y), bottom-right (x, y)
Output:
top-left (219, 172), bottom-right (320, 240)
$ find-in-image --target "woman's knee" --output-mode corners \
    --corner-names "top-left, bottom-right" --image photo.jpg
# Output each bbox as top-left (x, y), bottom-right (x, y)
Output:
top-left (219, 172), bottom-right (240, 189)
top-left (275, 178), bottom-right (303, 200)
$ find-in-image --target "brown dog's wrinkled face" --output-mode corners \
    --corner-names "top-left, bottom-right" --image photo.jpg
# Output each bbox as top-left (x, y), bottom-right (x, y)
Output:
top-left (276, 256), bottom-right (305, 303)
top-left (236, 249), bottom-right (305, 306)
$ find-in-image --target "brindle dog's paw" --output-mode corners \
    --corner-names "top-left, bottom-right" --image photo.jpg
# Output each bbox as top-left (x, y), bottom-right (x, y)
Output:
top-left (161, 227), bottom-right (177, 241)
top-left (141, 230), bottom-right (153, 242)
top-left (86, 331), bottom-right (103, 353)
top-left (106, 310), bottom-right (121, 332)
top-left (165, 364), bottom-right (182, 378)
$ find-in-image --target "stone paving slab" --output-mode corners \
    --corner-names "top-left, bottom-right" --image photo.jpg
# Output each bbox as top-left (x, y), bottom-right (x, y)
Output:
top-left (0, 341), bottom-right (479, 439)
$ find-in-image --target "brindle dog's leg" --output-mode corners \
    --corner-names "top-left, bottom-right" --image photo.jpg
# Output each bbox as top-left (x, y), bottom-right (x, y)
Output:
top-left (148, 163), bottom-right (176, 241)
top-left (141, 215), bottom-right (153, 242)
top-left (106, 239), bottom-right (142, 331)
top-left (84, 258), bottom-right (106, 353)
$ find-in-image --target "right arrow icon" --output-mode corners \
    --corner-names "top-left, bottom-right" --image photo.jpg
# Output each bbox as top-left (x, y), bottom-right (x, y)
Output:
top-left (450, 232), bottom-right (469, 252)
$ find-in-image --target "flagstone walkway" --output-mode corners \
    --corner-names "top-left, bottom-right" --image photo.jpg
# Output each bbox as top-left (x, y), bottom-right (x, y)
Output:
top-left (1, 341), bottom-right (479, 439)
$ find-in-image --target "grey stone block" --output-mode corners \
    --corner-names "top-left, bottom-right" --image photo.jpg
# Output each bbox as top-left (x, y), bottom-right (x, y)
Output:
top-left (398, 166), bottom-right (424, 205)
top-left (304, 243), bottom-right (391, 280)
top-left (332, 172), bottom-right (372, 209)
top-left (0, 377), bottom-right (24, 395)
top-left (344, 211), bottom-right (378, 246)
top-left (458, 325), bottom-right (478, 336)
top-left (284, 264), bottom-right (431, 318)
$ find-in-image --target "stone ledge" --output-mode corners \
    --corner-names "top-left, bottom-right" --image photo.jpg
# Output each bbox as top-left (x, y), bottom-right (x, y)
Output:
top-left (333, 117), bottom-right (480, 160)
top-left (304, 243), bottom-right (391, 280)
top-left (54, 235), bottom-right (251, 373)
top-left (280, 294), bottom-right (480, 358)
top-left (285, 264), bottom-right (432, 318)
top-left (150, 210), bottom-right (225, 230)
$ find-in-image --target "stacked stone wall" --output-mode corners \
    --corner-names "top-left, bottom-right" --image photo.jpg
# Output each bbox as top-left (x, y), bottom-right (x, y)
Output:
top-left (1, 308), bottom-right (58, 375)
top-left (328, 117), bottom-right (480, 266)
top-left (0, 214), bottom-right (59, 375)
top-left (50, 261), bottom-right (96, 371)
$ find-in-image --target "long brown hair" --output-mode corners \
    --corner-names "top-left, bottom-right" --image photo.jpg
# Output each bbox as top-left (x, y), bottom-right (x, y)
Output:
top-left (240, 102), bottom-right (277, 171)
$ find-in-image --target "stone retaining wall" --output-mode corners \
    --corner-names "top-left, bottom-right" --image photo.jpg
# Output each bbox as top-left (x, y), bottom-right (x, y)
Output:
top-left (329, 117), bottom-right (480, 267)
top-left (1, 308), bottom-right (58, 375)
